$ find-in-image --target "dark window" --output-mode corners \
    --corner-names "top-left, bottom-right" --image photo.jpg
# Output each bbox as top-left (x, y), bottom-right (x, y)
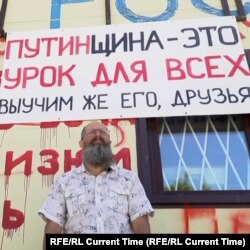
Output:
top-left (136, 115), bottom-right (250, 207)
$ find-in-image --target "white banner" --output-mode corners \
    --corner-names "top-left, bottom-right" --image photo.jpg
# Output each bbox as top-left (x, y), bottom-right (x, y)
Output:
top-left (1, 16), bottom-right (250, 124)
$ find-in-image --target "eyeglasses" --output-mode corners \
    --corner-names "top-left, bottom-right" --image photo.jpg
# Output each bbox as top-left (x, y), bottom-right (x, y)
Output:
top-left (84, 129), bottom-right (110, 136)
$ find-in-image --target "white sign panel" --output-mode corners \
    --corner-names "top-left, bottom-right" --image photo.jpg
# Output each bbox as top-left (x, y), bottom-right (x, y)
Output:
top-left (1, 16), bottom-right (250, 124)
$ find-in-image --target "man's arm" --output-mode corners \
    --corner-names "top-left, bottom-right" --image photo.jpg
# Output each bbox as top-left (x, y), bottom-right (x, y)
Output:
top-left (131, 215), bottom-right (151, 233)
top-left (43, 219), bottom-right (62, 250)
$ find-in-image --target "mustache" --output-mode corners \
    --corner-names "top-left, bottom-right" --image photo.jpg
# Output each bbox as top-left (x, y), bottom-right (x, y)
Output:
top-left (90, 136), bottom-right (106, 144)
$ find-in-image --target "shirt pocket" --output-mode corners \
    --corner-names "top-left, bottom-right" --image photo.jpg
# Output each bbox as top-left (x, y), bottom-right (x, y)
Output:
top-left (65, 190), bottom-right (87, 216)
top-left (108, 186), bottom-right (129, 215)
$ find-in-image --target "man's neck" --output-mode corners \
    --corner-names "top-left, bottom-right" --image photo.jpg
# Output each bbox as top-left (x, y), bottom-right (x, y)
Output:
top-left (85, 163), bottom-right (107, 176)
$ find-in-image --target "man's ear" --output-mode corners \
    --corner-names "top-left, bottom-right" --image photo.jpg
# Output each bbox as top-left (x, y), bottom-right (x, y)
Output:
top-left (79, 139), bottom-right (84, 149)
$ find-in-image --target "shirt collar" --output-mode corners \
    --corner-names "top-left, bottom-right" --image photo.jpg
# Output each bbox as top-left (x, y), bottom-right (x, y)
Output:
top-left (75, 163), bottom-right (115, 174)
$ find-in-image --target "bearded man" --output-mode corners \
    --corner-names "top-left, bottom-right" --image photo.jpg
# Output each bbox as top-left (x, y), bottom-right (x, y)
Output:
top-left (38, 121), bottom-right (154, 249)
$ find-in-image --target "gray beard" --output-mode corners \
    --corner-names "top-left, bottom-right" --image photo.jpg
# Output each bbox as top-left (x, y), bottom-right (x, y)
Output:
top-left (84, 143), bottom-right (114, 169)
